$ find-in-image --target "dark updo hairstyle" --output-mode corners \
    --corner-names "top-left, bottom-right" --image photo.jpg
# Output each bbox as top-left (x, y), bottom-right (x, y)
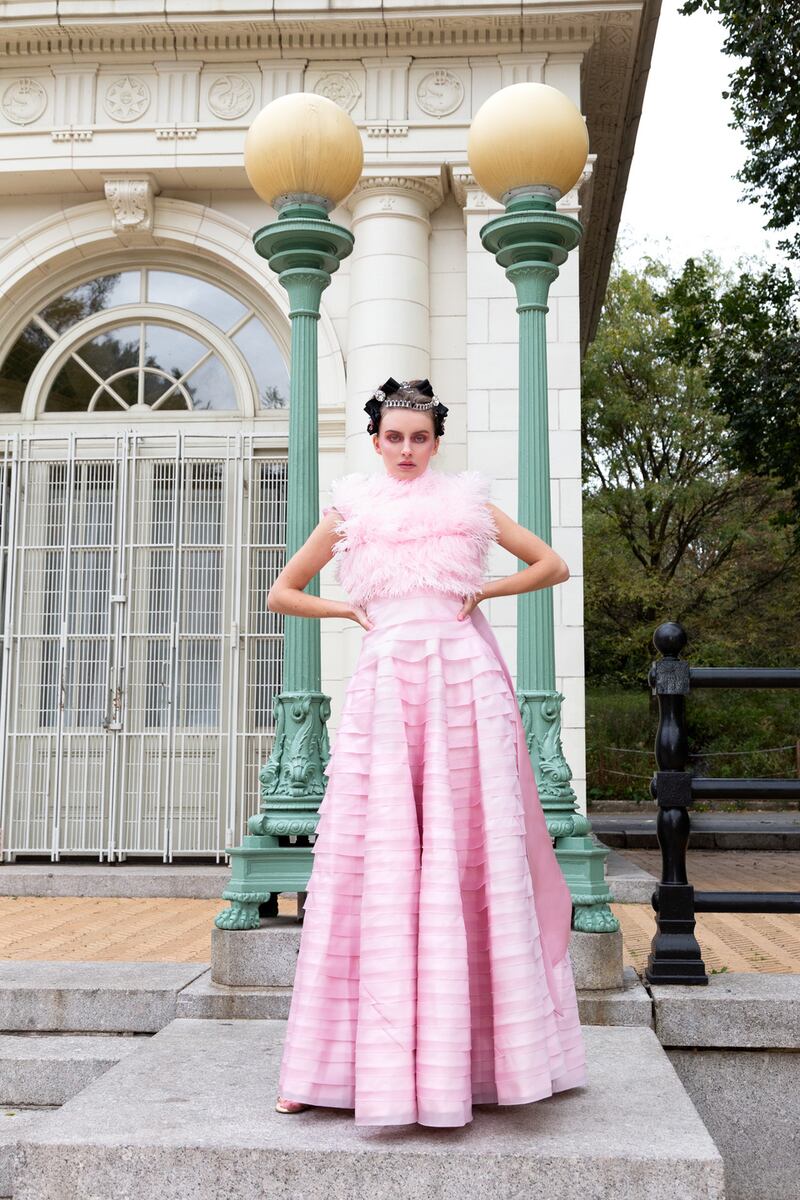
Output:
top-left (364, 377), bottom-right (449, 438)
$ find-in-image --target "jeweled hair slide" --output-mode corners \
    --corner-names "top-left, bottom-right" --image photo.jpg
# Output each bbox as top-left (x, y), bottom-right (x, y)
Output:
top-left (370, 377), bottom-right (440, 409)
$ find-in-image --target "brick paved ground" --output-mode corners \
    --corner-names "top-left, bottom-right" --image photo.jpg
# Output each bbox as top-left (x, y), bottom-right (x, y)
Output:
top-left (0, 853), bottom-right (796, 974)
top-left (614, 849), bottom-right (800, 975)
top-left (0, 895), bottom-right (297, 963)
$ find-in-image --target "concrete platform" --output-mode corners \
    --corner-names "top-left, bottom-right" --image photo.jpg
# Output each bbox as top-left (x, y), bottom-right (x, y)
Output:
top-left (592, 811), bottom-right (800, 851)
top-left (177, 966), bottom-right (654, 1028)
top-left (0, 1109), bottom-right (57, 1199)
top-left (601, 846), bottom-right (658, 903)
top-left (13, 1018), bottom-right (725, 1200)
top-left (0, 1034), bottom-right (149, 1105)
top-left (0, 864), bottom-right (231, 900)
top-left (651, 972), bottom-right (800, 1048)
top-left (577, 965), bottom-right (653, 1028)
top-left (176, 971), bottom-right (293, 1020)
top-left (0, 963), bottom-right (208, 1033)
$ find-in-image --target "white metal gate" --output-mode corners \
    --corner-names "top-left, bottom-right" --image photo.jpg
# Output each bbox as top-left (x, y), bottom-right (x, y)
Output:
top-left (0, 431), bottom-right (287, 861)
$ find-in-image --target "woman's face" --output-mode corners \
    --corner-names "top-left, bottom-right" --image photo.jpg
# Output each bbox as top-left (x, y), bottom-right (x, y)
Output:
top-left (372, 407), bottom-right (439, 480)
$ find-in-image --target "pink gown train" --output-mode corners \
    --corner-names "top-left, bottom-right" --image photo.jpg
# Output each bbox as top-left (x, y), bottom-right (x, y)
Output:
top-left (277, 579), bottom-right (588, 1126)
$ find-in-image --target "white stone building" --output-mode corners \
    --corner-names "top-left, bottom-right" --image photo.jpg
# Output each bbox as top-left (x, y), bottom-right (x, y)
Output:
top-left (0, 0), bottom-right (658, 860)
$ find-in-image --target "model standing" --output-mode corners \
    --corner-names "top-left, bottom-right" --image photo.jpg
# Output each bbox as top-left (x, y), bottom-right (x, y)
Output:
top-left (268, 378), bottom-right (587, 1127)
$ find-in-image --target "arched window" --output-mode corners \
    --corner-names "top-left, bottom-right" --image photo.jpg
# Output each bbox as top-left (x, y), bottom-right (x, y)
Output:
top-left (0, 267), bottom-right (290, 416)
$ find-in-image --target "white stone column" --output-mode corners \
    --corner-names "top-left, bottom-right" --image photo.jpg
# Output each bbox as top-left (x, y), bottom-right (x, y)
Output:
top-left (344, 174), bottom-right (444, 474)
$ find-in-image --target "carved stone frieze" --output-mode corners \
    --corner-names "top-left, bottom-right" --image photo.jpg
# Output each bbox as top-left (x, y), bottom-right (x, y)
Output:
top-left (2, 77), bottom-right (47, 125)
top-left (415, 69), bottom-right (464, 117)
top-left (207, 74), bottom-right (255, 120)
top-left (312, 72), bottom-right (360, 112)
top-left (104, 75), bottom-right (150, 123)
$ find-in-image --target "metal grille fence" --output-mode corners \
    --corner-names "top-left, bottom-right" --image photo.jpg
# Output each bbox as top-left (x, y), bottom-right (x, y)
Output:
top-left (0, 432), bottom-right (287, 861)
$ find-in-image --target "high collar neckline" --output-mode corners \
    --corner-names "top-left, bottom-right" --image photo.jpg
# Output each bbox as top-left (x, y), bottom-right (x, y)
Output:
top-left (382, 465), bottom-right (437, 486)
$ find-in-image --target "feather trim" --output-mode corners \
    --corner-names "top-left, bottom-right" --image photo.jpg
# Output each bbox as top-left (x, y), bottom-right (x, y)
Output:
top-left (322, 467), bottom-right (499, 606)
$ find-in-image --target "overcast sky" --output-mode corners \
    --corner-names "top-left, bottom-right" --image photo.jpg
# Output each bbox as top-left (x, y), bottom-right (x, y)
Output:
top-left (618, 0), bottom-right (791, 275)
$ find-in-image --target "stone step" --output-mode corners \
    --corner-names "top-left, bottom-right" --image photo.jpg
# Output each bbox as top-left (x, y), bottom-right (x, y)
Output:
top-left (0, 864), bottom-right (231, 900)
top-left (0, 1108), bottom-right (58, 1199)
top-left (592, 812), bottom-right (800, 851)
top-left (600, 846), bottom-right (658, 903)
top-left (176, 970), bottom-right (293, 1021)
top-left (0, 1034), bottom-right (149, 1106)
top-left (12, 1019), bottom-right (725, 1200)
top-left (0, 963), bottom-right (208, 1033)
top-left (177, 966), bottom-right (654, 1028)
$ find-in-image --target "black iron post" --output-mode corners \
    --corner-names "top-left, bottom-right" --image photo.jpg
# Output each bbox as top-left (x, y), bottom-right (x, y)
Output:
top-left (645, 622), bottom-right (708, 985)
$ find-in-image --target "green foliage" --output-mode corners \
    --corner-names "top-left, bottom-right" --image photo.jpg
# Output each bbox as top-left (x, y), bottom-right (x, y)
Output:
top-left (680, 0), bottom-right (800, 258)
top-left (658, 255), bottom-right (800, 529)
top-left (582, 253), bottom-right (800, 688)
top-left (586, 686), bottom-right (800, 805)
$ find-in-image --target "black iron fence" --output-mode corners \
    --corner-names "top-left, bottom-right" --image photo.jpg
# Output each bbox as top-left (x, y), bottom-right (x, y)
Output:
top-left (645, 621), bottom-right (800, 986)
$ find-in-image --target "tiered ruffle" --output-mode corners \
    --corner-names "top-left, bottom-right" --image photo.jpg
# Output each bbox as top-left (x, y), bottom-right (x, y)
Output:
top-left (277, 591), bottom-right (587, 1127)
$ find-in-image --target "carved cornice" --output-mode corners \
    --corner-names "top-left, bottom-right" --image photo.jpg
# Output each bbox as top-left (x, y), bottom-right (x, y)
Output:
top-left (0, 9), bottom-right (620, 60)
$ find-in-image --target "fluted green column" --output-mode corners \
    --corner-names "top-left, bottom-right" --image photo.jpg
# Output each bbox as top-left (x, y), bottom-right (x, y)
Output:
top-left (480, 191), bottom-right (617, 933)
top-left (216, 201), bottom-right (354, 930)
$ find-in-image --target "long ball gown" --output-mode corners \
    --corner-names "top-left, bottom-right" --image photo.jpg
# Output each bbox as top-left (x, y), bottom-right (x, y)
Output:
top-left (277, 465), bottom-right (587, 1127)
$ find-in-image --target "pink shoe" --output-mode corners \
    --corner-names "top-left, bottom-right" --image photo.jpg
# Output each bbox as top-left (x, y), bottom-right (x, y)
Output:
top-left (275, 1097), bottom-right (309, 1114)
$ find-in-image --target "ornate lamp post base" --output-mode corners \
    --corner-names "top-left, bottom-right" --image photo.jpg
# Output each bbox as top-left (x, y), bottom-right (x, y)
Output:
top-left (518, 687), bottom-right (617, 931)
top-left (215, 690), bottom-right (331, 930)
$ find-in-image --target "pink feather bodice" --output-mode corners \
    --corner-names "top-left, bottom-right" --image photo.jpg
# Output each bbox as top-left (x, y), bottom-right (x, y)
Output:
top-left (323, 467), bottom-right (498, 607)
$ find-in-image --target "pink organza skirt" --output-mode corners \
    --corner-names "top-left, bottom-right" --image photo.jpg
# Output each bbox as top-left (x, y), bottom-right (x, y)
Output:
top-left (277, 590), bottom-right (587, 1127)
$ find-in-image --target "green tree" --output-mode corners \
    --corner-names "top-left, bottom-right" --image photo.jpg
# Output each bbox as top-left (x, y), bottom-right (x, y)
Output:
top-left (659, 256), bottom-right (800, 537)
top-left (680, 0), bottom-right (800, 258)
top-left (582, 255), bottom-right (800, 687)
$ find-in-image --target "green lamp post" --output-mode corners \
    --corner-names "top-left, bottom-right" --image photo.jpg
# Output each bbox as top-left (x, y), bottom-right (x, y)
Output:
top-left (216, 93), bottom-right (363, 930)
top-left (467, 83), bottom-right (617, 933)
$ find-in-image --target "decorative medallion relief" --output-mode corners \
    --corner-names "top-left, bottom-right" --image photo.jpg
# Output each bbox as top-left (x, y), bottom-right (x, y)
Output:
top-left (208, 74), bottom-right (255, 120)
top-left (104, 76), bottom-right (150, 123)
top-left (313, 73), bottom-right (360, 112)
top-left (2, 78), bottom-right (47, 125)
top-left (415, 70), bottom-right (463, 118)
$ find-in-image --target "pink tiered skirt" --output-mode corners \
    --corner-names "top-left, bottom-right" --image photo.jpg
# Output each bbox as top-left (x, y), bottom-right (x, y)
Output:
top-left (277, 590), bottom-right (587, 1127)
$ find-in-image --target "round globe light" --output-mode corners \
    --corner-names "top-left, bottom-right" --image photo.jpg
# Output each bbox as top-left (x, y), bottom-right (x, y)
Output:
top-left (244, 92), bottom-right (364, 210)
top-left (468, 82), bottom-right (589, 203)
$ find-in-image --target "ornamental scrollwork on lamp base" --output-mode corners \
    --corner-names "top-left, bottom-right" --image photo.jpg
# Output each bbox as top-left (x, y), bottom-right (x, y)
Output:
top-left (247, 691), bottom-right (330, 839)
top-left (518, 689), bottom-right (588, 837)
top-left (571, 894), bottom-right (620, 934)
top-left (214, 895), bottom-right (267, 930)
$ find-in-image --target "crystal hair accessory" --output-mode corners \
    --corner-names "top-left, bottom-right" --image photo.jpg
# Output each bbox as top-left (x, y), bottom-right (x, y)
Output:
top-left (371, 377), bottom-right (440, 410)
top-left (363, 377), bottom-right (449, 438)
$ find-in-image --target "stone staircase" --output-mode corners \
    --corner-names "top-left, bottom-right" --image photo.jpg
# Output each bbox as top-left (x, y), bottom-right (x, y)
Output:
top-left (0, 962), bottom-right (207, 1198)
top-left (0, 956), bottom-right (727, 1199)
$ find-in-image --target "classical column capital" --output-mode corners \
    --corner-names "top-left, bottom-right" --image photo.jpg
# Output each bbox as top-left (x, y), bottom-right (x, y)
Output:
top-left (450, 157), bottom-right (596, 218)
top-left (449, 166), bottom-right (501, 216)
top-left (347, 173), bottom-right (444, 215)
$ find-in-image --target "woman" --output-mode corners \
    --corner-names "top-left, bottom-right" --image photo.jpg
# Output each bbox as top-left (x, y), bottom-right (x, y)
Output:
top-left (269, 377), bottom-right (587, 1127)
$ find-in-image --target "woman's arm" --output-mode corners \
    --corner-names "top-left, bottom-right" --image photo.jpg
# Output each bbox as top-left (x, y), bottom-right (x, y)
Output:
top-left (477, 502), bottom-right (569, 601)
top-left (267, 510), bottom-right (372, 629)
